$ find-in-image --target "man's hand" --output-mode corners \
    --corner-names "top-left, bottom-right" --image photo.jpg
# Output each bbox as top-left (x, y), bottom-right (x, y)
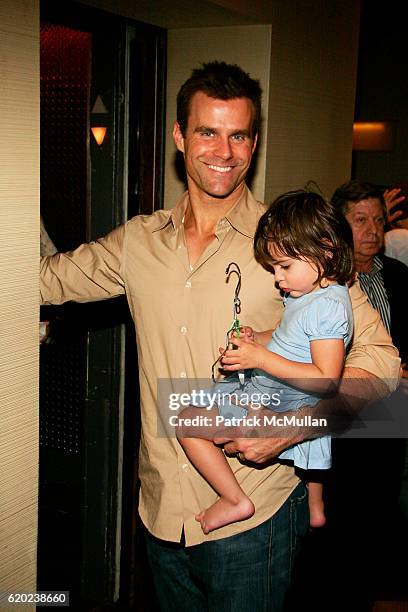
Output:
top-left (39, 321), bottom-right (51, 344)
top-left (214, 368), bottom-right (390, 465)
top-left (213, 406), bottom-right (305, 463)
top-left (215, 436), bottom-right (301, 463)
top-left (384, 187), bottom-right (406, 225)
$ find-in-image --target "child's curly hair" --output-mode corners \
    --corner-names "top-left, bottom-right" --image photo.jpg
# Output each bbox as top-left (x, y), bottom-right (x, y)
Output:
top-left (254, 190), bottom-right (355, 286)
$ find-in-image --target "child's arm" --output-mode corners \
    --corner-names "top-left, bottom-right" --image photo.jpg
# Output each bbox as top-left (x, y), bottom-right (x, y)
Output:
top-left (221, 337), bottom-right (345, 394)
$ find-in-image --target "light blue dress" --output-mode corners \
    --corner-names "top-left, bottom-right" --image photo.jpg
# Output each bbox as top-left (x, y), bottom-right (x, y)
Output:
top-left (194, 284), bottom-right (353, 471)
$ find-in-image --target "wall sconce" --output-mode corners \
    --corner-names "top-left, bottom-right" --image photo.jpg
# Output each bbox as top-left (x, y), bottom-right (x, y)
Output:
top-left (352, 122), bottom-right (394, 151)
top-left (91, 95), bottom-right (108, 146)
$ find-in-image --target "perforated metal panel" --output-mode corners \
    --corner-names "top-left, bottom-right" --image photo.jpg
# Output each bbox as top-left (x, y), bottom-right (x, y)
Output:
top-left (39, 23), bottom-right (91, 454)
top-left (40, 334), bottom-right (86, 454)
top-left (40, 23), bottom-right (91, 251)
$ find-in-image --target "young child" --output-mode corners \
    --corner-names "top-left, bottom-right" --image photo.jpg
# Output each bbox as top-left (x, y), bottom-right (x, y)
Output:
top-left (177, 190), bottom-right (355, 534)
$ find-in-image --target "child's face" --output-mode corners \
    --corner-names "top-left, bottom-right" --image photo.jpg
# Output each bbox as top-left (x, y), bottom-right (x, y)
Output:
top-left (268, 243), bottom-right (323, 298)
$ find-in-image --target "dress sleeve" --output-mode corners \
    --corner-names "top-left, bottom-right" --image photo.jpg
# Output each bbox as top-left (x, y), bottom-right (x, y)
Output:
top-left (302, 297), bottom-right (351, 341)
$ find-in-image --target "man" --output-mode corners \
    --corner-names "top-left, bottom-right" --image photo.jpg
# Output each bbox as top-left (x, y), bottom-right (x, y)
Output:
top-left (332, 180), bottom-right (407, 369)
top-left (328, 180), bottom-right (408, 607)
top-left (40, 63), bottom-right (400, 610)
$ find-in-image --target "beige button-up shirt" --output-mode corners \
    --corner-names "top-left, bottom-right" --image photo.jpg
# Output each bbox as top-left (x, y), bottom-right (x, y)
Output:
top-left (40, 186), bottom-right (400, 546)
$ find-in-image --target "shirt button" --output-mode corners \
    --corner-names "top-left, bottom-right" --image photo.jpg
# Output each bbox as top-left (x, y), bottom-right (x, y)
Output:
top-left (180, 326), bottom-right (187, 334)
top-left (185, 281), bottom-right (191, 288)
top-left (181, 463), bottom-right (189, 471)
top-left (180, 371), bottom-right (187, 378)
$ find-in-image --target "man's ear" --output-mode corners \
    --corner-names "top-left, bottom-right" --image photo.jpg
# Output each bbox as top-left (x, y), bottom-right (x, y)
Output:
top-left (173, 121), bottom-right (185, 153)
top-left (252, 132), bottom-right (258, 154)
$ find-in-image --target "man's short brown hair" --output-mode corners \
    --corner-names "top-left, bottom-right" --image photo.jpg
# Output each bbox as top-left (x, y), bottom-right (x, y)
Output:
top-left (177, 61), bottom-right (262, 138)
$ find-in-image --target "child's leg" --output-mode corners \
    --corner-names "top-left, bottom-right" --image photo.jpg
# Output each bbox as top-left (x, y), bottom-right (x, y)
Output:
top-left (178, 435), bottom-right (254, 534)
top-left (307, 481), bottom-right (326, 528)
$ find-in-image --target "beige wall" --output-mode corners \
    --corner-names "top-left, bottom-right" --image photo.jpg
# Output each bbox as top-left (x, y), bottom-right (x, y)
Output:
top-left (264, 0), bottom-right (360, 202)
top-left (79, 0), bottom-right (266, 29)
top-left (165, 25), bottom-right (272, 207)
top-left (0, 0), bottom-right (39, 605)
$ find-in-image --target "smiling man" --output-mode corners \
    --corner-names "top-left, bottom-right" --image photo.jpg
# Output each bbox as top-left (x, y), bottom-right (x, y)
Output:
top-left (40, 64), bottom-right (400, 611)
top-left (173, 92), bottom-right (257, 202)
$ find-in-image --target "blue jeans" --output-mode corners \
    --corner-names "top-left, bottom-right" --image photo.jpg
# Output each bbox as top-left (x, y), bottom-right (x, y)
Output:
top-left (144, 482), bottom-right (308, 612)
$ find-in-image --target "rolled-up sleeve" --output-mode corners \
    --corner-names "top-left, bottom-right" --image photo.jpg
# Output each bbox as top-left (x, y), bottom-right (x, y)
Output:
top-left (40, 224), bottom-right (126, 305)
top-left (346, 282), bottom-right (401, 390)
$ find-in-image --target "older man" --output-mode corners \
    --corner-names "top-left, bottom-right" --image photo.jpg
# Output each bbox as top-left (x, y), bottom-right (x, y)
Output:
top-left (330, 180), bottom-right (408, 606)
top-left (332, 180), bottom-right (407, 371)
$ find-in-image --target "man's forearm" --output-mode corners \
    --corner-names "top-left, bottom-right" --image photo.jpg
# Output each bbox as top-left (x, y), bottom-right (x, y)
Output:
top-left (231, 368), bottom-right (392, 443)
top-left (291, 367), bottom-right (392, 443)
top-left (207, 369), bottom-right (396, 463)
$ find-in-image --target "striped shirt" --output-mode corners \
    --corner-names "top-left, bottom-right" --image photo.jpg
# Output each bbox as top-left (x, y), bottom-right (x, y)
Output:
top-left (358, 256), bottom-right (391, 335)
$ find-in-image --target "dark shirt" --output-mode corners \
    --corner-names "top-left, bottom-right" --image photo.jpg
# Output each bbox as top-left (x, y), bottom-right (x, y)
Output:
top-left (358, 254), bottom-right (408, 363)
top-left (381, 254), bottom-right (408, 364)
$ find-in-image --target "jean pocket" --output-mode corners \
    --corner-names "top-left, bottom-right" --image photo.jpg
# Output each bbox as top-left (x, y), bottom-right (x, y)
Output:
top-left (289, 483), bottom-right (309, 568)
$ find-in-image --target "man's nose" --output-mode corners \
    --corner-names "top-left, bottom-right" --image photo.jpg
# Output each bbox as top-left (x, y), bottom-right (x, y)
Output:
top-left (366, 219), bottom-right (379, 235)
top-left (214, 136), bottom-right (233, 160)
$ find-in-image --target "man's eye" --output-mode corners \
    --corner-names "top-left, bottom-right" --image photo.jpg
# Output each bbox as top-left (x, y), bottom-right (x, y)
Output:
top-left (200, 130), bottom-right (214, 137)
top-left (231, 134), bottom-right (245, 142)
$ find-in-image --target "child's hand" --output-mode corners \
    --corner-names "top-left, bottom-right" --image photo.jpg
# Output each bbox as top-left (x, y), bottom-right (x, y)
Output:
top-left (230, 326), bottom-right (255, 343)
top-left (234, 327), bottom-right (274, 346)
top-left (220, 337), bottom-right (268, 371)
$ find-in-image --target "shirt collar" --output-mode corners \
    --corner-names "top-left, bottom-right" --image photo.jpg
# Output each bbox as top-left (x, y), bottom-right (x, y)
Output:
top-left (152, 192), bottom-right (189, 233)
top-left (359, 255), bottom-right (383, 277)
top-left (224, 186), bottom-right (263, 237)
top-left (152, 185), bottom-right (263, 237)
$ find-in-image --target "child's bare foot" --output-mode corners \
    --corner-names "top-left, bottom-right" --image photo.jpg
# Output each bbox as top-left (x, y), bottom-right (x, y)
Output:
top-left (309, 499), bottom-right (326, 529)
top-left (195, 496), bottom-right (255, 534)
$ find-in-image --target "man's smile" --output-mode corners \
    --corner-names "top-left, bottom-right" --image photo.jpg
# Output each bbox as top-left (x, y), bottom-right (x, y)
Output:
top-left (206, 164), bottom-right (234, 173)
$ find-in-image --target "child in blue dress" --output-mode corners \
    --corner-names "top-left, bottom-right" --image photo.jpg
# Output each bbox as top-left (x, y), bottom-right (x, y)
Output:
top-left (177, 190), bottom-right (355, 534)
